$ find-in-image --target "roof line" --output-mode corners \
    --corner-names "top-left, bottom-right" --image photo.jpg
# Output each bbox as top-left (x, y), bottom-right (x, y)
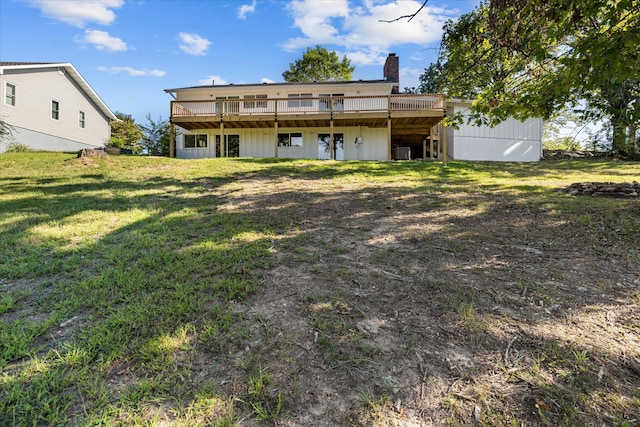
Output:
top-left (164, 79), bottom-right (396, 93)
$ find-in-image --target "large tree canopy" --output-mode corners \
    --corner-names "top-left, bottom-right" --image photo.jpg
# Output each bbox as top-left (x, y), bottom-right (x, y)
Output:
top-left (431, 0), bottom-right (639, 154)
top-left (283, 45), bottom-right (355, 82)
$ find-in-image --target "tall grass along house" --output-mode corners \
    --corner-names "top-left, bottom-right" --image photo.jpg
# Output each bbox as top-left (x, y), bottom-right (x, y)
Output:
top-left (165, 54), bottom-right (543, 162)
top-left (0, 62), bottom-right (118, 153)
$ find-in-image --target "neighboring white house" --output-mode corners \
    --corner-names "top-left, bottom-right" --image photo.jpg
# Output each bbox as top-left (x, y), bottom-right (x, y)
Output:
top-left (0, 62), bottom-right (118, 153)
top-left (165, 54), bottom-right (542, 162)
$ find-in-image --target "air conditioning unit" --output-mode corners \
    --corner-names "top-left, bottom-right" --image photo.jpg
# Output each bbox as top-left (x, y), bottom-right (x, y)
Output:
top-left (395, 147), bottom-right (411, 160)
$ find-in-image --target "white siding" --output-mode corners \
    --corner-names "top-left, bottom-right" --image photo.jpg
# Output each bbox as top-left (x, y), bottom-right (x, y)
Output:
top-left (176, 126), bottom-right (389, 161)
top-left (1, 67), bottom-right (111, 152)
top-left (447, 103), bottom-right (543, 162)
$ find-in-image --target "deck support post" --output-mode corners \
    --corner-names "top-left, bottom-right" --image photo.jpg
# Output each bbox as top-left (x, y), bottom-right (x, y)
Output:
top-left (329, 96), bottom-right (335, 160)
top-left (430, 131), bottom-right (434, 160)
top-left (387, 113), bottom-right (392, 160)
top-left (442, 123), bottom-right (447, 166)
top-left (219, 120), bottom-right (225, 158)
top-left (330, 114), bottom-right (334, 160)
top-left (274, 100), bottom-right (279, 158)
top-left (423, 137), bottom-right (427, 160)
top-left (274, 118), bottom-right (279, 158)
top-left (169, 124), bottom-right (175, 158)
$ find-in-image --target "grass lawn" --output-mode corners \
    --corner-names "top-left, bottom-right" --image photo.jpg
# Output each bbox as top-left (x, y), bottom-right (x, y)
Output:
top-left (1, 152), bottom-right (639, 426)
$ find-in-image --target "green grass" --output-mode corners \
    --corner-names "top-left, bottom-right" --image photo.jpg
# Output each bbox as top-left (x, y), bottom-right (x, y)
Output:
top-left (1, 152), bottom-right (639, 425)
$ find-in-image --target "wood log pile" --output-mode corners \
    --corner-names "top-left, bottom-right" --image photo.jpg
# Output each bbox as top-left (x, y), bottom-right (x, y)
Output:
top-left (563, 182), bottom-right (640, 198)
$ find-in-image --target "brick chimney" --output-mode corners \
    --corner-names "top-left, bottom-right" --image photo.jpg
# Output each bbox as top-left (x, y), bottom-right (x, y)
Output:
top-left (383, 53), bottom-right (399, 94)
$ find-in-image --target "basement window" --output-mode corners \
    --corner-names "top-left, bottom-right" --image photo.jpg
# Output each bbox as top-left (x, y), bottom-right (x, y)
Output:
top-left (184, 134), bottom-right (208, 148)
top-left (278, 132), bottom-right (303, 147)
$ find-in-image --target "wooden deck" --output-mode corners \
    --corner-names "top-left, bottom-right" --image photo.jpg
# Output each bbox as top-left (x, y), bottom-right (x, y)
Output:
top-left (170, 94), bottom-right (445, 131)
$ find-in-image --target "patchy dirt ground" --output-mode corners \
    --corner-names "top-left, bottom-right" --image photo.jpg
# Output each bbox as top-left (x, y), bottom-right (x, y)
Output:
top-left (183, 170), bottom-right (640, 426)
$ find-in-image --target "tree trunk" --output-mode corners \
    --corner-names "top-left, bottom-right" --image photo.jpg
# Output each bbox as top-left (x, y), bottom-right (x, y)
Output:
top-left (631, 121), bottom-right (639, 155)
top-left (611, 116), bottom-right (629, 155)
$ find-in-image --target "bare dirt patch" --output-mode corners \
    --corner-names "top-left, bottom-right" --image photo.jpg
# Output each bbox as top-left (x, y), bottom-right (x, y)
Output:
top-left (185, 173), bottom-right (640, 425)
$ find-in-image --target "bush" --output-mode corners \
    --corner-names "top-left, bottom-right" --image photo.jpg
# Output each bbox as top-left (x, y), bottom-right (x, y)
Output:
top-left (6, 143), bottom-right (31, 153)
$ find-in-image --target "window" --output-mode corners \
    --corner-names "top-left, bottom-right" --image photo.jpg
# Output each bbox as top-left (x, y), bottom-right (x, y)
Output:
top-left (278, 132), bottom-right (303, 147)
top-left (214, 96), bottom-right (240, 114)
top-left (184, 133), bottom-right (208, 148)
top-left (78, 111), bottom-right (86, 128)
top-left (227, 96), bottom-right (239, 113)
top-left (243, 94), bottom-right (267, 109)
top-left (287, 93), bottom-right (312, 108)
top-left (51, 100), bottom-right (60, 120)
top-left (320, 93), bottom-right (344, 111)
top-left (5, 83), bottom-right (16, 106)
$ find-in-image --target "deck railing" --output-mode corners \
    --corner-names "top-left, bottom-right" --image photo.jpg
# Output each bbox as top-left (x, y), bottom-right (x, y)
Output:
top-left (170, 94), bottom-right (444, 118)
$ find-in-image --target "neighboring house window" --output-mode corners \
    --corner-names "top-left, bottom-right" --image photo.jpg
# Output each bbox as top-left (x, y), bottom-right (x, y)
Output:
top-left (320, 93), bottom-right (344, 111)
top-left (78, 111), bottom-right (86, 128)
top-left (278, 132), bottom-right (303, 147)
top-left (184, 134), bottom-right (208, 148)
top-left (287, 93), bottom-right (312, 108)
top-left (243, 94), bottom-right (267, 109)
top-left (5, 83), bottom-right (16, 106)
top-left (51, 100), bottom-right (60, 120)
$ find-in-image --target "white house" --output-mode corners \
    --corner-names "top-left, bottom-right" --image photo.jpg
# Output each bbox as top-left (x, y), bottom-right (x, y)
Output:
top-left (165, 54), bottom-right (542, 162)
top-left (0, 62), bottom-right (118, 153)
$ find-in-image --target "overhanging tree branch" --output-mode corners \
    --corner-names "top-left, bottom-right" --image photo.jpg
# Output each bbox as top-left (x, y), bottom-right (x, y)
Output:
top-left (379, 0), bottom-right (428, 23)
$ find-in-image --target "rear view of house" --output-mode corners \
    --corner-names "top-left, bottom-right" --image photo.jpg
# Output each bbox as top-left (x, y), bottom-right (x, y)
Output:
top-left (165, 53), bottom-right (543, 162)
top-left (165, 54), bottom-right (446, 161)
top-left (0, 62), bottom-right (118, 153)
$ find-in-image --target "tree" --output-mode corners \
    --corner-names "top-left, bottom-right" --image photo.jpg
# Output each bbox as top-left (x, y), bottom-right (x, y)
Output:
top-left (109, 113), bottom-right (143, 154)
top-left (283, 45), bottom-right (355, 82)
top-left (141, 114), bottom-right (171, 156)
top-left (432, 0), bottom-right (640, 156)
top-left (417, 63), bottom-right (446, 94)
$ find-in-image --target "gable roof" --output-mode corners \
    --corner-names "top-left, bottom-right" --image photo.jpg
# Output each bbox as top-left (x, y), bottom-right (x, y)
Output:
top-left (0, 62), bottom-right (118, 121)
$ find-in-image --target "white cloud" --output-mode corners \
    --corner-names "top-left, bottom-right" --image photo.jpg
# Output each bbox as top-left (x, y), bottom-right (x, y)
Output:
top-left (261, 77), bottom-right (275, 84)
top-left (197, 75), bottom-right (228, 86)
top-left (178, 32), bottom-right (211, 56)
top-left (98, 66), bottom-right (166, 77)
top-left (27, 0), bottom-right (123, 27)
top-left (79, 29), bottom-right (127, 52)
top-left (400, 67), bottom-right (422, 89)
top-left (283, 0), bottom-right (455, 67)
top-left (237, 0), bottom-right (257, 20)
top-left (283, 0), bottom-right (349, 50)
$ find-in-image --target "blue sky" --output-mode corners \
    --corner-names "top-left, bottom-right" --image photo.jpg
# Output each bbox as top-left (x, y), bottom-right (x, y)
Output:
top-left (0, 0), bottom-right (479, 125)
